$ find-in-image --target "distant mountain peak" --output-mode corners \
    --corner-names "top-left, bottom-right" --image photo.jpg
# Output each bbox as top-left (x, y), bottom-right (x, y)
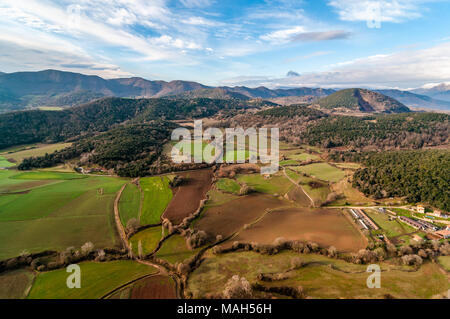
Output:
top-left (286, 70), bottom-right (300, 77)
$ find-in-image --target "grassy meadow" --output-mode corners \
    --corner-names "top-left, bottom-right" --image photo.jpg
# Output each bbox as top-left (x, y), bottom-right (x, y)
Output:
top-left (155, 234), bottom-right (200, 264)
top-left (140, 176), bottom-right (173, 225)
top-left (293, 163), bottom-right (346, 182)
top-left (28, 260), bottom-right (157, 299)
top-left (118, 183), bottom-right (141, 227)
top-left (216, 178), bottom-right (241, 194)
top-left (129, 226), bottom-right (163, 256)
top-left (188, 251), bottom-right (449, 299)
top-left (0, 170), bottom-right (127, 260)
top-left (0, 143), bottom-right (71, 165)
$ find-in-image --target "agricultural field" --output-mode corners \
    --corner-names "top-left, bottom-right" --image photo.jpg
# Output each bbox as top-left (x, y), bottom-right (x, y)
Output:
top-left (188, 251), bottom-right (449, 299)
top-left (236, 173), bottom-right (292, 195)
top-left (0, 156), bottom-right (15, 168)
top-left (28, 260), bottom-right (157, 299)
top-left (438, 256), bottom-right (450, 271)
top-left (0, 143), bottom-right (71, 165)
top-left (140, 176), bottom-right (173, 225)
top-left (331, 178), bottom-right (373, 206)
top-left (163, 169), bottom-right (213, 225)
top-left (155, 234), bottom-right (200, 264)
top-left (226, 208), bottom-right (366, 252)
top-left (108, 275), bottom-right (177, 299)
top-left (291, 163), bottom-right (346, 183)
top-left (194, 194), bottom-right (287, 239)
top-left (118, 183), bottom-right (141, 227)
top-left (216, 178), bottom-right (240, 194)
top-left (285, 187), bottom-right (312, 207)
top-left (129, 226), bottom-right (163, 256)
top-left (0, 171), bottom-right (127, 260)
top-left (285, 152), bottom-right (319, 162)
top-left (0, 269), bottom-right (35, 299)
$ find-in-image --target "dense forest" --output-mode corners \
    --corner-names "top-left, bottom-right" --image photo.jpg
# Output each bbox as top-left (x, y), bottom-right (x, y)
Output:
top-left (256, 104), bottom-right (327, 119)
top-left (224, 108), bottom-right (449, 150)
top-left (352, 150), bottom-right (450, 211)
top-left (301, 113), bottom-right (449, 149)
top-left (18, 123), bottom-right (176, 177)
top-left (0, 97), bottom-right (271, 150)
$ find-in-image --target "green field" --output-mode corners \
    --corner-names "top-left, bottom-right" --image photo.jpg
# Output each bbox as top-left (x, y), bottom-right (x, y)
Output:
top-left (0, 172), bottom-right (127, 260)
top-left (287, 153), bottom-right (319, 161)
top-left (11, 171), bottom-right (86, 180)
top-left (0, 143), bottom-right (71, 164)
top-left (140, 176), bottom-right (173, 225)
top-left (155, 234), bottom-right (200, 264)
top-left (118, 183), bottom-right (141, 227)
top-left (0, 156), bottom-right (15, 168)
top-left (28, 260), bottom-right (157, 299)
top-left (224, 150), bottom-right (256, 162)
top-left (236, 173), bottom-right (292, 195)
top-left (216, 178), bottom-right (241, 194)
top-left (129, 226), bottom-right (162, 256)
top-left (291, 163), bottom-right (346, 182)
top-left (172, 140), bottom-right (210, 162)
top-left (188, 251), bottom-right (449, 299)
top-left (0, 269), bottom-right (35, 299)
top-left (280, 160), bottom-right (299, 166)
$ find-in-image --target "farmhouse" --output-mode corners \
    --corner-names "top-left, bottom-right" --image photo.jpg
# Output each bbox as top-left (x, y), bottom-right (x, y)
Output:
top-left (416, 205), bottom-right (425, 214)
top-left (431, 210), bottom-right (449, 218)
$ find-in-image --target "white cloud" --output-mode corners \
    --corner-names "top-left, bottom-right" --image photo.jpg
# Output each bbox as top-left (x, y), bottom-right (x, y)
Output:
top-left (260, 26), bottom-right (306, 44)
top-left (180, 0), bottom-right (212, 8)
top-left (223, 42), bottom-right (450, 89)
top-left (328, 0), bottom-right (437, 23)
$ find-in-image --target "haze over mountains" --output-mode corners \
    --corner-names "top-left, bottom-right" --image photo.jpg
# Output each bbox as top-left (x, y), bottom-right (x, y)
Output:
top-left (0, 69), bottom-right (449, 113)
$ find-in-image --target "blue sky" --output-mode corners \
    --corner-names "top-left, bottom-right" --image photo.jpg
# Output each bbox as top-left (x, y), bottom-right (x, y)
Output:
top-left (0, 0), bottom-right (449, 89)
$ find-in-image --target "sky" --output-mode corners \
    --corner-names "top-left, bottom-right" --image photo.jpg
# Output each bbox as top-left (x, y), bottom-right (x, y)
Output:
top-left (0, 0), bottom-right (450, 89)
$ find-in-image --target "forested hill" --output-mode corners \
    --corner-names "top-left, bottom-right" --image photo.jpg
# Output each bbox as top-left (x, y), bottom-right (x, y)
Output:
top-left (301, 112), bottom-right (450, 149)
top-left (0, 97), bottom-right (270, 150)
top-left (18, 123), bottom-right (176, 177)
top-left (352, 150), bottom-right (450, 211)
top-left (317, 88), bottom-right (410, 113)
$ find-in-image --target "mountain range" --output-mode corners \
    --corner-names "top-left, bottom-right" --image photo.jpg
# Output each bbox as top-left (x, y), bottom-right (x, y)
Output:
top-left (0, 69), bottom-right (449, 113)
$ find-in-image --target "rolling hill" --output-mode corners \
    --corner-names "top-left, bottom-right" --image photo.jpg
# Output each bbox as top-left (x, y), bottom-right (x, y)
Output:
top-left (317, 88), bottom-right (410, 113)
top-left (375, 89), bottom-right (450, 111)
top-left (0, 70), bottom-right (208, 112)
top-left (0, 70), bottom-right (334, 113)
